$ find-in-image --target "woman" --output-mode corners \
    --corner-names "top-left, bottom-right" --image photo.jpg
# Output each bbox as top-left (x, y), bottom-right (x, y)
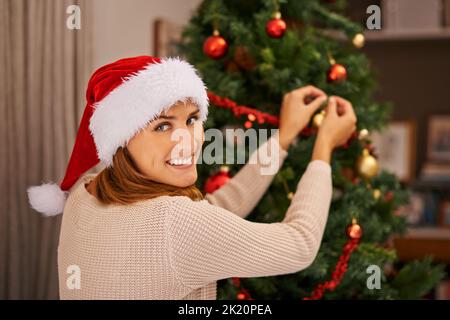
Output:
top-left (27, 56), bottom-right (356, 299)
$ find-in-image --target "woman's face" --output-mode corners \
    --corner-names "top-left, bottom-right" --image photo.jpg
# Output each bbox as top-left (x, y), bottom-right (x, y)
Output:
top-left (126, 101), bottom-right (204, 188)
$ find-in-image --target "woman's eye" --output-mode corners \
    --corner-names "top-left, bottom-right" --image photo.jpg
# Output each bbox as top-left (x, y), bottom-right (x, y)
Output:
top-left (187, 115), bottom-right (199, 125)
top-left (155, 123), bottom-right (171, 132)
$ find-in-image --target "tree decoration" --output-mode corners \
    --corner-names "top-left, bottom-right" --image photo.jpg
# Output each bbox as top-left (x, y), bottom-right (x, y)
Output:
top-left (204, 166), bottom-right (231, 193)
top-left (312, 110), bottom-right (326, 128)
top-left (244, 113), bottom-right (257, 128)
top-left (303, 218), bottom-right (362, 300)
top-left (341, 166), bottom-right (356, 182)
top-left (327, 53), bottom-right (347, 83)
top-left (203, 29), bottom-right (228, 59)
top-left (384, 191), bottom-right (394, 202)
top-left (358, 128), bottom-right (369, 140)
top-left (346, 218), bottom-right (363, 240)
top-left (373, 188), bottom-right (382, 200)
top-left (352, 33), bottom-right (365, 48)
top-left (327, 63), bottom-right (347, 83)
top-left (207, 91), bottom-right (279, 126)
top-left (356, 148), bottom-right (379, 180)
top-left (266, 11), bottom-right (287, 38)
top-left (232, 277), bottom-right (254, 300)
top-left (233, 46), bottom-right (256, 71)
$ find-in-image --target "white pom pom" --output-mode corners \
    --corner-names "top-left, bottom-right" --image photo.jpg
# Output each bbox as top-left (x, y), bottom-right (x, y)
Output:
top-left (27, 183), bottom-right (68, 216)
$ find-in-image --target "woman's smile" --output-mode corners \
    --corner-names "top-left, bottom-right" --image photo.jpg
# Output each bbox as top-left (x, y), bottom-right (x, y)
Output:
top-left (165, 154), bottom-right (195, 169)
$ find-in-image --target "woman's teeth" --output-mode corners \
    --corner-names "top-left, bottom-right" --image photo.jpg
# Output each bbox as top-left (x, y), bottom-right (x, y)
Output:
top-left (167, 157), bottom-right (192, 166)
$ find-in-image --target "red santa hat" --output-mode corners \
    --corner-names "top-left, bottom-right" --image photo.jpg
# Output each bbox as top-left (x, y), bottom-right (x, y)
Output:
top-left (27, 55), bottom-right (209, 216)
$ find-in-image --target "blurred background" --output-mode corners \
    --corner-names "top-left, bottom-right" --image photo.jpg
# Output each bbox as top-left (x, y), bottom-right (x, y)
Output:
top-left (1, 0), bottom-right (449, 299)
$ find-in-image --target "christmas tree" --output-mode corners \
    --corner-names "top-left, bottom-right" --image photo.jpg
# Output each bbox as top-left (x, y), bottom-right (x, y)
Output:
top-left (179, 0), bottom-right (445, 299)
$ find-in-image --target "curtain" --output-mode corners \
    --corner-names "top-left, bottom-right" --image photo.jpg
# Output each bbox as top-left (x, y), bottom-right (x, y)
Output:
top-left (0, 0), bottom-right (93, 299)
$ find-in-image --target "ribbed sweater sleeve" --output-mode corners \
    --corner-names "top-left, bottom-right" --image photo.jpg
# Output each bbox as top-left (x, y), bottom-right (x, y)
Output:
top-left (204, 133), bottom-right (288, 218)
top-left (165, 159), bottom-right (332, 290)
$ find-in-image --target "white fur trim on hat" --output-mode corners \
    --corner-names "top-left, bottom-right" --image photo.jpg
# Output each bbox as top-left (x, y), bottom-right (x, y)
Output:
top-left (89, 57), bottom-right (209, 167)
top-left (27, 183), bottom-right (68, 216)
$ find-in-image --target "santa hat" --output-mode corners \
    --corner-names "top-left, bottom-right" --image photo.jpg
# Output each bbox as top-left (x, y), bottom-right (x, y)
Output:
top-left (27, 55), bottom-right (209, 216)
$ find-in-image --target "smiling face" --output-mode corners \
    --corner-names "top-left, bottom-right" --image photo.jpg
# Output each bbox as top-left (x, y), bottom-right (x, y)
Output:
top-left (126, 100), bottom-right (204, 188)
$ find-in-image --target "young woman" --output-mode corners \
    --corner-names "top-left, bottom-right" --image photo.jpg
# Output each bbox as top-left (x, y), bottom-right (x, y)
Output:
top-left (27, 56), bottom-right (356, 299)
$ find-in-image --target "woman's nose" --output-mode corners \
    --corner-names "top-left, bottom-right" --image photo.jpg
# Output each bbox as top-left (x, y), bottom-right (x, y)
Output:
top-left (171, 127), bottom-right (197, 158)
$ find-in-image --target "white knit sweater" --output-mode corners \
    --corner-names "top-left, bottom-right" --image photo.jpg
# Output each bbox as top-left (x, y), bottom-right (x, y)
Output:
top-left (58, 135), bottom-right (332, 299)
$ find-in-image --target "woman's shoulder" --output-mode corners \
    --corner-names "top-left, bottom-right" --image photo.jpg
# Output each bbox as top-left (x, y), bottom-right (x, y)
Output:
top-left (163, 195), bottom-right (237, 223)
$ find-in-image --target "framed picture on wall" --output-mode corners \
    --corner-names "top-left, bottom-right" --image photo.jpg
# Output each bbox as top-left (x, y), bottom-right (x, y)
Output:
top-left (396, 192), bottom-right (426, 225)
top-left (370, 120), bottom-right (416, 182)
top-left (438, 200), bottom-right (450, 228)
top-left (153, 18), bottom-right (184, 58)
top-left (427, 115), bottom-right (450, 163)
top-left (445, 0), bottom-right (450, 27)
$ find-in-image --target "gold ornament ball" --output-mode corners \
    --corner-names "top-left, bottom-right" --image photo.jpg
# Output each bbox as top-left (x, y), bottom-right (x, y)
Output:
top-left (353, 33), bottom-right (365, 48)
top-left (356, 148), bottom-right (379, 179)
top-left (312, 110), bottom-right (326, 128)
top-left (287, 192), bottom-right (294, 200)
top-left (373, 189), bottom-right (381, 200)
top-left (358, 128), bottom-right (369, 140)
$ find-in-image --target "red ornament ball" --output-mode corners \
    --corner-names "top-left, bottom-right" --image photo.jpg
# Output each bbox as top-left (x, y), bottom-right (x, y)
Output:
top-left (266, 18), bottom-right (287, 38)
top-left (346, 221), bottom-right (363, 240)
top-left (203, 35), bottom-right (228, 59)
top-left (384, 191), bottom-right (394, 202)
top-left (204, 166), bottom-right (231, 193)
top-left (244, 120), bottom-right (253, 128)
top-left (327, 63), bottom-right (347, 83)
top-left (237, 292), bottom-right (246, 300)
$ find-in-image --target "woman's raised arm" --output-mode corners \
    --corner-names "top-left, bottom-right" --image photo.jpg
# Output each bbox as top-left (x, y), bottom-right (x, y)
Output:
top-left (205, 85), bottom-right (328, 218)
top-left (164, 159), bottom-right (332, 290)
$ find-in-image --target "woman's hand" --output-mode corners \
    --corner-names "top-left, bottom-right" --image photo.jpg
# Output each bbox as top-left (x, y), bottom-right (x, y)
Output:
top-left (278, 85), bottom-right (327, 150)
top-left (312, 96), bottom-right (357, 163)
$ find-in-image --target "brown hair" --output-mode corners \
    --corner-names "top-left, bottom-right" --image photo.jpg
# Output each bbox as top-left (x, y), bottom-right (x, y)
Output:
top-left (87, 146), bottom-right (204, 205)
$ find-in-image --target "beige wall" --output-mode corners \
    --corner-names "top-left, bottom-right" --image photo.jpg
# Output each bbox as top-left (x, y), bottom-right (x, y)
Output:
top-left (91, 0), bottom-right (201, 69)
